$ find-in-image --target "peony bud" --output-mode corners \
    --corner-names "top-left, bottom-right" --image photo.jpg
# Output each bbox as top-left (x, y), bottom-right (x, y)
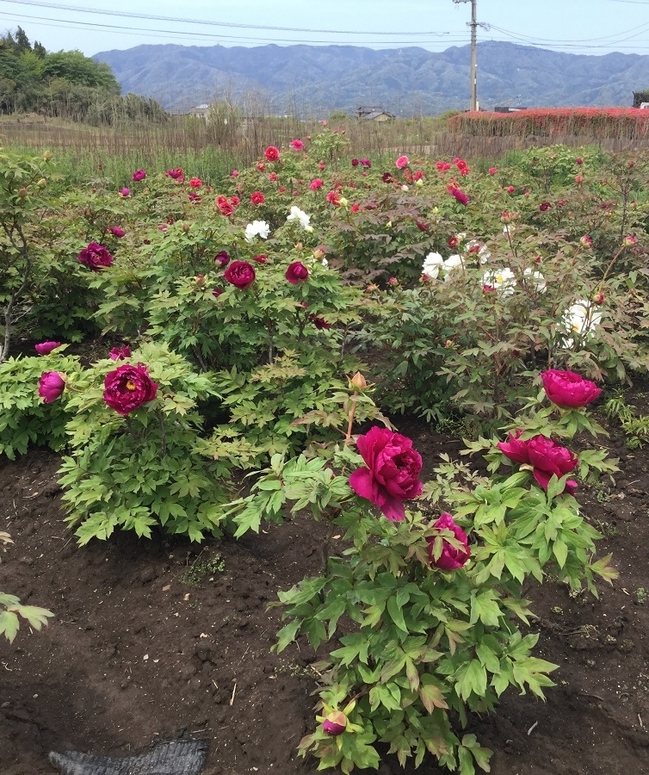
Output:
top-left (38, 371), bottom-right (66, 403)
top-left (350, 372), bottom-right (367, 392)
top-left (322, 711), bottom-right (347, 736)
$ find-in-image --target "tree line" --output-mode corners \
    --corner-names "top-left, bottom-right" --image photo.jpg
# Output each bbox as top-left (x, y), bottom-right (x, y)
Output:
top-left (0, 27), bottom-right (168, 124)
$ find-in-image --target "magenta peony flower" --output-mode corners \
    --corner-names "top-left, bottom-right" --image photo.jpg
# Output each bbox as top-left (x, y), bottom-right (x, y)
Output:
top-left (119, 187), bottom-right (130, 197)
top-left (448, 186), bottom-right (469, 205)
top-left (310, 178), bottom-right (323, 190)
top-left (110, 226), bottom-right (125, 238)
top-left (264, 146), bottom-right (280, 162)
top-left (427, 513), bottom-right (471, 570)
top-left (395, 155), bottom-right (409, 169)
top-left (34, 341), bottom-right (61, 355)
top-left (166, 168), bottom-right (184, 180)
top-left (231, 169), bottom-right (239, 177)
top-left (132, 169), bottom-right (147, 181)
top-left (224, 260), bottom-right (256, 289)
top-left (285, 261), bottom-right (309, 284)
top-left (103, 364), bottom-right (157, 416)
top-left (109, 345), bottom-right (131, 361)
top-left (359, 158), bottom-right (372, 168)
top-left (322, 711), bottom-right (347, 736)
top-left (290, 139), bottom-right (305, 151)
top-left (78, 242), bottom-right (114, 271)
top-left (541, 369), bottom-right (602, 408)
top-left (498, 432), bottom-right (578, 494)
top-left (349, 426), bottom-right (423, 521)
top-left (38, 371), bottom-right (65, 403)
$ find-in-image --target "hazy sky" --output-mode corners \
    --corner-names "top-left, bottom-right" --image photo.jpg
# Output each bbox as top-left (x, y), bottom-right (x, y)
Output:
top-left (1, 0), bottom-right (649, 57)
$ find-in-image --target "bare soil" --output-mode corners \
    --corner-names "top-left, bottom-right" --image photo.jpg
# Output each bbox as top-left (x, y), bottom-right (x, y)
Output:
top-left (1, 415), bottom-right (649, 775)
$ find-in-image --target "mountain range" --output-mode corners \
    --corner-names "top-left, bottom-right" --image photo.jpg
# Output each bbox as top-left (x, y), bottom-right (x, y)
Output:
top-left (92, 41), bottom-right (649, 116)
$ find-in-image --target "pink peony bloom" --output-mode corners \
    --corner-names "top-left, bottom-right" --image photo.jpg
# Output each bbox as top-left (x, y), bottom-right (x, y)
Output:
top-left (349, 426), bottom-right (423, 521)
top-left (395, 155), bottom-right (409, 169)
top-left (35, 341), bottom-right (61, 355)
top-left (165, 168), bottom-right (184, 180)
top-left (38, 371), bottom-right (65, 403)
top-left (541, 369), bottom-right (602, 408)
top-left (264, 146), bottom-right (280, 162)
top-left (289, 139), bottom-right (305, 151)
top-left (132, 169), bottom-right (147, 181)
top-left (189, 177), bottom-right (202, 188)
top-left (231, 169), bottom-right (239, 177)
top-left (109, 345), bottom-right (131, 361)
top-left (488, 167), bottom-right (497, 175)
top-left (119, 187), bottom-right (130, 197)
top-left (427, 513), bottom-right (471, 570)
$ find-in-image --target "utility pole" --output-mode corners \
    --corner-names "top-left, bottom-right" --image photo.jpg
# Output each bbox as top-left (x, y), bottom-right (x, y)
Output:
top-left (452, 0), bottom-right (478, 111)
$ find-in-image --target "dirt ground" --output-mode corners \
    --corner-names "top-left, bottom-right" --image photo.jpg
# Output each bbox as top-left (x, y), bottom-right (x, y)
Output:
top-left (1, 413), bottom-right (649, 775)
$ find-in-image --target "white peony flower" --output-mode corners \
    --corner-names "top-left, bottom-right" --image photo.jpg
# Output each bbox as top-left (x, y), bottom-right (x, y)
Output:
top-left (286, 206), bottom-right (313, 232)
top-left (482, 267), bottom-right (517, 296)
top-left (422, 251), bottom-right (444, 279)
top-left (443, 254), bottom-right (465, 280)
top-left (523, 267), bottom-right (546, 293)
top-left (244, 220), bottom-right (271, 242)
top-left (562, 299), bottom-right (602, 348)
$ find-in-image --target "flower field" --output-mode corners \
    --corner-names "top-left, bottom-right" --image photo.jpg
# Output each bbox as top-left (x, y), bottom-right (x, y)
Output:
top-left (2, 132), bottom-right (649, 774)
top-left (448, 108), bottom-right (649, 140)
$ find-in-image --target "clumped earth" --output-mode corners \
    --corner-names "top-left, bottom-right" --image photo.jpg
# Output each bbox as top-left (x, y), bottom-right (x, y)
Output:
top-left (2, 415), bottom-right (649, 775)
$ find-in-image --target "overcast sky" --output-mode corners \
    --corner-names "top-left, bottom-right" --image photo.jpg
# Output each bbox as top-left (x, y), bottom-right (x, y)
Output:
top-left (1, 0), bottom-right (649, 57)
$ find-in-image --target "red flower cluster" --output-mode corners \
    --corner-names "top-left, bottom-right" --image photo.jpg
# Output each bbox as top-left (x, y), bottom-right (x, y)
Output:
top-left (453, 157), bottom-right (469, 175)
top-left (215, 195), bottom-right (239, 216)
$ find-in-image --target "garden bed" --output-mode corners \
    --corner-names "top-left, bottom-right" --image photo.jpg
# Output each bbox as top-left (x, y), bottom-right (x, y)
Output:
top-left (1, 413), bottom-right (649, 775)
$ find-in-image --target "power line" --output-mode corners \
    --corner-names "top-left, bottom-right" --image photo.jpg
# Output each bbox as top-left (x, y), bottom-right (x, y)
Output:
top-left (0, 0), bottom-right (453, 36)
top-left (0, 11), bottom-right (468, 46)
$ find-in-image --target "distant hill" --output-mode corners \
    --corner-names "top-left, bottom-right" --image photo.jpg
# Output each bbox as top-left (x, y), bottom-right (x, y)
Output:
top-left (92, 41), bottom-right (649, 116)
